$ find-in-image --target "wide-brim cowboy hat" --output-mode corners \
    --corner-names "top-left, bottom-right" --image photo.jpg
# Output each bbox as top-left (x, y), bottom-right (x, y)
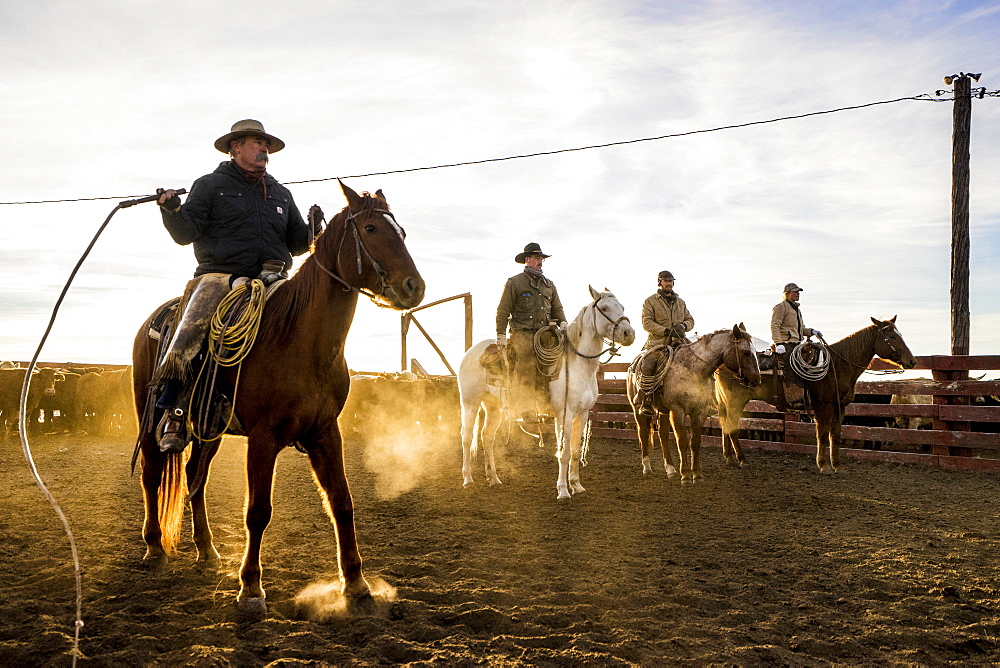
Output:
top-left (214, 119), bottom-right (285, 154)
top-left (515, 242), bottom-right (551, 264)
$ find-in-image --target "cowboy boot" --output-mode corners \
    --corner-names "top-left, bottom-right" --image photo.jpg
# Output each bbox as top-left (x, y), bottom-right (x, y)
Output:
top-left (157, 407), bottom-right (188, 453)
top-left (635, 390), bottom-right (655, 416)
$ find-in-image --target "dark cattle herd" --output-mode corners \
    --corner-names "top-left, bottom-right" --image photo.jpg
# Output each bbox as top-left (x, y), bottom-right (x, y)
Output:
top-left (0, 363), bottom-right (135, 439)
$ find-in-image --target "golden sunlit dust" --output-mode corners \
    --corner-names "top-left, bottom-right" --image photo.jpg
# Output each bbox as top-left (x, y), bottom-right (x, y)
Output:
top-left (293, 577), bottom-right (398, 622)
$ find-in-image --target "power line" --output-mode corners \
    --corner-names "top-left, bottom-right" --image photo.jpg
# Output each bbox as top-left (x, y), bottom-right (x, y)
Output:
top-left (0, 92), bottom-right (982, 206)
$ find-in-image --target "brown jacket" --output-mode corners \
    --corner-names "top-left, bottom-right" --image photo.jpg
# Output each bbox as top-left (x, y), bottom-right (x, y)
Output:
top-left (771, 299), bottom-right (814, 343)
top-left (496, 270), bottom-right (566, 335)
top-left (641, 291), bottom-right (694, 349)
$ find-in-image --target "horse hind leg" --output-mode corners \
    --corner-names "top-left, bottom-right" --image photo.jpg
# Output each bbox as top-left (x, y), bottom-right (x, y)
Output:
top-left (634, 412), bottom-right (655, 475)
top-left (656, 413), bottom-right (678, 477)
top-left (482, 396), bottom-right (503, 486)
top-left (187, 438), bottom-right (221, 567)
top-left (460, 402), bottom-right (480, 487)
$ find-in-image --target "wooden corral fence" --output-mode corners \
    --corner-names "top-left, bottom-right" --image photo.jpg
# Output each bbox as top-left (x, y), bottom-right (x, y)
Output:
top-left (591, 355), bottom-right (1000, 472)
top-left (400, 293), bottom-right (472, 375)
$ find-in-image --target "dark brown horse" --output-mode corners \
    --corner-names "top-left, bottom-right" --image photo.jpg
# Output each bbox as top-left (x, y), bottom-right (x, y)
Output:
top-left (132, 182), bottom-right (424, 615)
top-left (715, 317), bottom-right (916, 473)
top-left (628, 325), bottom-right (761, 484)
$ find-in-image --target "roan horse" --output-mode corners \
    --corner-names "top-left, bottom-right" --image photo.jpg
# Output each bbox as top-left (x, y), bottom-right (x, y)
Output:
top-left (715, 317), bottom-right (916, 473)
top-left (132, 182), bottom-right (424, 615)
top-left (458, 286), bottom-right (635, 499)
top-left (627, 325), bottom-right (761, 484)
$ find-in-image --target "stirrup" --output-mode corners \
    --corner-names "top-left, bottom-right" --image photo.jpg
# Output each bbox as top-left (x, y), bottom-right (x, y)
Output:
top-left (157, 407), bottom-right (188, 453)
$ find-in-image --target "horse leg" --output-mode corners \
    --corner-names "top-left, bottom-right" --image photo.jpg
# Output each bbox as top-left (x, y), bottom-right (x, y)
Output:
top-left (689, 411), bottom-right (706, 482)
top-left (237, 437), bottom-right (281, 614)
top-left (460, 401), bottom-right (479, 487)
top-left (555, 421), bottom-right (572, 500)
top-left (813, 403), bottom-right (835, 473)
top-left (670, 411), bottom-right (693, 484)
top-left (187, 439), bottom-right (221, 567)
top-left (829, 407), bottom-right (846, 472)
top-left (634, 412), bottom-right (655, 475)
top-left (656, 413), bottom-right (678, 477)
top-left (303, 429), bottom-right (374, 610)
top-left (568, 412), bottom-right (586, 495)
top-left (139, 443), bottom-right (168, 567)
top-left (482, 396), bottom-right (503, 486)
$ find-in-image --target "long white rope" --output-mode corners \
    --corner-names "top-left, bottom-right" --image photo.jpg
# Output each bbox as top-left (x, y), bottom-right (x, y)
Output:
top-left (789, 340), bottom-right (831, 381)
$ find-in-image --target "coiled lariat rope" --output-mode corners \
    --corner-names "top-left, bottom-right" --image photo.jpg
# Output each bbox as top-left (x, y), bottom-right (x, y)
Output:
top-left (186, 279), bottom-right (268, 443)
top-left (627, 346), bottom-right (676, 397)
top-left (789, 339), bottom-right (831, 381)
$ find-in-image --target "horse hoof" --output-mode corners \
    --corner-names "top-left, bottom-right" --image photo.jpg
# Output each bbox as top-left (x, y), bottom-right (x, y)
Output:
top-left (738, 461), bottom-right (750, 469)
top-left (348, 590), bottom-right (377, 615)
top-left (237, 596), bottom-right (267, 616)
top-left (141, 552), bottom-right (167, 570)
top-left (488, 478), bottom-right (503, 487)
top-left (664, 466), bottom-right (678, 478)
top-left (462, 479), bottom-right (474, 488)
top-left (556, 490), bottom-right (571, 500)
top-left (571, 484), bottom-right (586, 494)
top-left (680, 478), bottom-right (694, 486)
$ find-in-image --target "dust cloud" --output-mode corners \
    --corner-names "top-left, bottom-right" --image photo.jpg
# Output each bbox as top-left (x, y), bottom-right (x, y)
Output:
top-left (341, 374), bottom-right (459, 500)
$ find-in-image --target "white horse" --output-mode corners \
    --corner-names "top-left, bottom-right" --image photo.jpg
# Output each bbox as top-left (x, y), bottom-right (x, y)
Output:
top-left (458, 286), bottom-right (636, 499)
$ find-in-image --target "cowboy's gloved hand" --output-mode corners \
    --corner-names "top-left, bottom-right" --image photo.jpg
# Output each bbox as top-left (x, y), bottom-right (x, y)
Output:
top-left (307, 204), bottom-right (325, 235)
top-left (156, 188), bottom-right (181, 213)
top-left (775, 344), bottom-right (786, 354)
top-left (496, 335), bottom-right (507, 347)
top-left (673, 324), bottom-right (686, 335)
top-left (813, 330), bottom-right (823, 338)
top-left (559, 321), bottom-right (568, 329)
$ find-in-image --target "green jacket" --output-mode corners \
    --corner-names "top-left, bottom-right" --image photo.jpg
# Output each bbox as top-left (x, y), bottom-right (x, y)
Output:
top-left (496, 270), bottom-right (566, 335)
top-left (641, 291), bottom-right (694, 349)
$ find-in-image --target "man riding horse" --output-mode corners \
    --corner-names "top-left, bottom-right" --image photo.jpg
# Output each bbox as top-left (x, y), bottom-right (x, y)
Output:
top-left (633, 270), bottom-right (694, 416)
top-left (152, 119), bottom-right (322, 453)
top-left (495, 242), bottom-right (566, 424)
top-left (770, 282), bottom-right (823, 406)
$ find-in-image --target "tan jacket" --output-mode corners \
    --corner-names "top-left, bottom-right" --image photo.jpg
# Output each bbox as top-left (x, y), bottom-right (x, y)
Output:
top-left (496, 270), bottom-right (566, 335)
top-left (771, 299), bottom-right (814, 343)
top-left (641, 292), bottom-right (694, 349)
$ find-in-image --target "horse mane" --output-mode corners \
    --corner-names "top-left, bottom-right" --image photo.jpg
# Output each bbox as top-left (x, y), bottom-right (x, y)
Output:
top-left (258, 193), bottom-right (387, 345)
top-left (827, 324), bottom-right (879, 367)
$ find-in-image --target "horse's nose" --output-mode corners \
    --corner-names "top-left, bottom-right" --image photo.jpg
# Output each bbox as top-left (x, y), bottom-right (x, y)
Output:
top-left (403, 277), bottom-right (418, 297)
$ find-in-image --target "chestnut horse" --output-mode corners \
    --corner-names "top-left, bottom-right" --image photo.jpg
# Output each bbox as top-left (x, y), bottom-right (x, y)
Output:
top-left (132, 182), bottom-right (424, 615)
top-left (627, 325), bottom-right (761, 484)
top-left (715, 317), bottom-right (916, 473)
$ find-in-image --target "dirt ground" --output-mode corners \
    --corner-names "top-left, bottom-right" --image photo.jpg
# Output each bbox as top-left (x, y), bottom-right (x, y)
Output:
top-left (3, 426), bottom-right (1000, 666)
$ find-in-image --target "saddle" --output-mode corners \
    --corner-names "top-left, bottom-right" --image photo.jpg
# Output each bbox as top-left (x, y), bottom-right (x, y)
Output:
top-left (479, 343), bottom-right (508, 378)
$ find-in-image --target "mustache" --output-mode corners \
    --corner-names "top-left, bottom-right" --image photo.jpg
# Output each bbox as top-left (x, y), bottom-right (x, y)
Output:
top-left (255, 151), bottom-right (269, 163)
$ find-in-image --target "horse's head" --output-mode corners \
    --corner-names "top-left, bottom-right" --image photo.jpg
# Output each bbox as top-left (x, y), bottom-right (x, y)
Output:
top-left (722, 323), bottom-right (762, 387)
top-left (313, 181), bottom-right (425, 310)
top-left (871, 316), bottom-right (917, 369)
top-left (588, 285), bottom-right (636, 347)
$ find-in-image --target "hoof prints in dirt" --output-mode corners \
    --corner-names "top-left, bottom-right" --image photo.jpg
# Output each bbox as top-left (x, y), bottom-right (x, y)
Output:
top-left (3, 433), bottom-right (1000, 664)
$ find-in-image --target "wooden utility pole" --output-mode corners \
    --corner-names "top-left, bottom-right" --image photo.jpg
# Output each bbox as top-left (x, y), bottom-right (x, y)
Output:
top-left (948, 72), bottom-right (976, 357)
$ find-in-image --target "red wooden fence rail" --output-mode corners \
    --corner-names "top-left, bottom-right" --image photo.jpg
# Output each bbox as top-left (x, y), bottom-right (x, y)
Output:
top-left (591, 355), bottom-right (1000, 472)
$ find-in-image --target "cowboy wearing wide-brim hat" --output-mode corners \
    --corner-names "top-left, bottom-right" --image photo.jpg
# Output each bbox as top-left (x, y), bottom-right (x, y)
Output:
top-left (213, 119), bottom-right (286, 154)
top-left (495, 243), bottom-right (566, 423)
top-left (151, 119), bottom-right (321, 454)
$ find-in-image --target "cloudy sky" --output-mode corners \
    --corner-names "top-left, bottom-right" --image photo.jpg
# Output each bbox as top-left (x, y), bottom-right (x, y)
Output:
top-left (1, 0), bottom-right (998, 376)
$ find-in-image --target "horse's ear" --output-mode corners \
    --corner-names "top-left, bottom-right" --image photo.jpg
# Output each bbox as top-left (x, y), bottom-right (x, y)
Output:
top-left (589, 285), bottom-right (600, 300)
top-left (732, 324), bottom-right (744, 339)
top-left (888, 315), bottom-right (897, 324)
top-left (738, 322), bottom-right (746, 331)
top-left (339, 179), bottom-right (362, 210)
top-left (871, 316), bottom-right (883, 327)
top-left (374, 188), bottom-right (387, 203)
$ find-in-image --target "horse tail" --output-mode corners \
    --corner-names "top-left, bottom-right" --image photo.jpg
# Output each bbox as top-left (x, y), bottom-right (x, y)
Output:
top-left (158, 450), bottom-right (188, 554)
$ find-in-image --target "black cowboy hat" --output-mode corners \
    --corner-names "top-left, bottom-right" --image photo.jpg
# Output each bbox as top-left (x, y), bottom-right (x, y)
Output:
top-left (657, 270), bottom-right (675, 282)
top-left (214, 119), bottom-right (285, 154)
top-left (515, 242), bottom-right (551, 264)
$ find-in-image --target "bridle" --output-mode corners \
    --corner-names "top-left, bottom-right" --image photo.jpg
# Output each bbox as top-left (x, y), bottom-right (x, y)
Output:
top-left (312, 199), bottom-right (403, 308)
top-left (564, 297), bottom-right (631, 363)
top-left (825, 323), bottom-right (906, 370)
top-left (720, 333), bottom-right (758, 385)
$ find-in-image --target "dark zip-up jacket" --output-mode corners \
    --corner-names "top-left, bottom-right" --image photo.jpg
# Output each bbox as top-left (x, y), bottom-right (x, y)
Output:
top-left (161, 161), bottom-right (310, 278)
